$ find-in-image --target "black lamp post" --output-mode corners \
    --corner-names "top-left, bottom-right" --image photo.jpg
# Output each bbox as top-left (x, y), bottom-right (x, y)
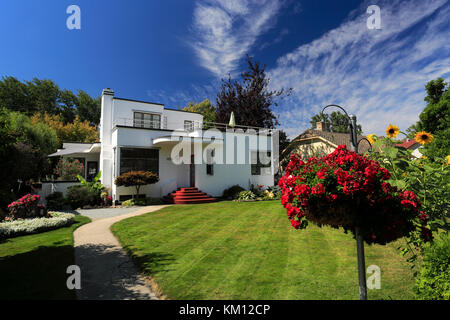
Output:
top-left (321, 104), bottom-right (368, 300)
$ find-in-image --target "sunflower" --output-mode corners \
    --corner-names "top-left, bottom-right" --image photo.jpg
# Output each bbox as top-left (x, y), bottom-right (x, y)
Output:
top-left (386, 124), bottom-right (400, 138)
top-left (415, 131), bottom-right (434, 145)
top-left (445, 155), bottom-right (450, 165)
top-left (367, 134), bottom-right (376, 144)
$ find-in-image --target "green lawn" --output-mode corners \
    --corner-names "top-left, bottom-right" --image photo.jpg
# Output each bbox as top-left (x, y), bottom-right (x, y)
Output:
top-left (111, 201), bottom-right (415, 300)
top-left (0, 215), bottom-right (91, 300)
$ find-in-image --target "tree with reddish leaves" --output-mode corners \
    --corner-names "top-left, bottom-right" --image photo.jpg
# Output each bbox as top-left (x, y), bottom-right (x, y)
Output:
top-left (215, 55), bottom-right (292, 129)
top-left (114, 171), bottom-right (159, 199)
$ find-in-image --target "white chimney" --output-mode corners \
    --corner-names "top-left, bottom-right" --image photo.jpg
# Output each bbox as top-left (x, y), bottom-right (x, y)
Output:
top-left (99, 88), bottom-right (114, 190)
top-left (100, 88), bottom-right (114, 144)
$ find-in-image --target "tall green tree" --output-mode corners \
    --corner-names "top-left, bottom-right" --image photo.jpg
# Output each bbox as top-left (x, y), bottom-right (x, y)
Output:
top-left (0, 76), bottom-right (101, 124)
top-left (183, 99), bottom-right (216, 123)
top-left (215, 55), bottom-right (291, 129)
top-left (420, 78), bottom-right (449, 134)
top-left (0, 76), bottom-right (30, 112)
top-left (76, 90), bottom-right (101, 125)
top-left (0, 109), bottom-right (59, 207)
top-left (408, 77), bottom-right (449, 158)
top-left (310, 111), bottom-right (362, 134)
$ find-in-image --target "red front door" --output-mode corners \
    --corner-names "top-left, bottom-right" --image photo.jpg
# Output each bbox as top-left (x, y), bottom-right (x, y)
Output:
top-left (190, 155), bottom-right (195, 187)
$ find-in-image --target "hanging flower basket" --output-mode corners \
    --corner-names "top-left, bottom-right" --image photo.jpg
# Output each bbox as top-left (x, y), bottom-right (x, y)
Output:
top-left (279, 145), bottom-right (432, 245)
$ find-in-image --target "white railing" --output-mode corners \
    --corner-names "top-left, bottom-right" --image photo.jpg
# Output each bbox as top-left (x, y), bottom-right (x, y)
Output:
top-left (114, 118), bottom-right (163, 129)
top-left (113, 118), bottom-right (276, 134)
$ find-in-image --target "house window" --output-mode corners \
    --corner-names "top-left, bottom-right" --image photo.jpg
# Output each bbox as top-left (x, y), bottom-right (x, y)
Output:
top-left (133, 112), bottom-right (161, 129)
top-left (251, 151), bottom-right (271, 175)
top-left (120, 148), bottom-right (159, 175)
top-left (184, 120), bottom-right (193, 131)
top-left (206, 149), bottom-right (214, 176)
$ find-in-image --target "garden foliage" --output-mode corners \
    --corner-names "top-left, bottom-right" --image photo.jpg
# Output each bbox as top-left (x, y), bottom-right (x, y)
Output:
top-left (0, 212), bottom-right (75, 239)
top-left (7, 194), bottom-right (47, 220)
top-left (414, 233), bottom-right (450, 300)
top-left (222, 185), bottom-right (246, 200)
top-left (114, 171), bottom-right (159, 199)
top-left (279, 145), bottom-right (432, 245)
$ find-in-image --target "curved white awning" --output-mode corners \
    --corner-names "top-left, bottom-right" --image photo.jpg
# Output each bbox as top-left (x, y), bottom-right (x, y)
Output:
top-left (152, 135), bottom-right (223, 146)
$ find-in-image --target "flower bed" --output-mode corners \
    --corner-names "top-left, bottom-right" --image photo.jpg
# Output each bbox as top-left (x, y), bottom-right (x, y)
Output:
top-left (279, 145), bottom-right (432, 245)
top-left (0, 212), bottom-right (75, 239)
top-left (7, 194), bottom-right (46, 219)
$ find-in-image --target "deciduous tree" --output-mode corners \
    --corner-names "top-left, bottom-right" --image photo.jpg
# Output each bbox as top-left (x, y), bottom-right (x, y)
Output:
top-left (215, 55), bottom-right (291, 129)
top-left (115, 171), bottom-right (159, 199)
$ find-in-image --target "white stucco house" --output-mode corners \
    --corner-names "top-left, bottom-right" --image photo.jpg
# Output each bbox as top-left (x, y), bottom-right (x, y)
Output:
top-left (45, 88), bottom-right (277, 203)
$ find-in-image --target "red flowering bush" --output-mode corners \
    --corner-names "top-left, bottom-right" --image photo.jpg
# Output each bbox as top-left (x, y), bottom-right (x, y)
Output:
top-left (279, 145), bottom-right (432, 245)
top-left (7, 194), bottom-right (47, 220)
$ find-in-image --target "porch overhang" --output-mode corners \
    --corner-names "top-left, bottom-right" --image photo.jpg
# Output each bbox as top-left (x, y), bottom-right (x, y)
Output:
top-left (48, 142), bottom-right (101, 157)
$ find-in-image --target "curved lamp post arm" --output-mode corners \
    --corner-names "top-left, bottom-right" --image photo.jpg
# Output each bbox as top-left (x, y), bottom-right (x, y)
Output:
top-left (321, 104), bottom-right (367, 300)
top-left (321, 104), bottom-right (358, 152)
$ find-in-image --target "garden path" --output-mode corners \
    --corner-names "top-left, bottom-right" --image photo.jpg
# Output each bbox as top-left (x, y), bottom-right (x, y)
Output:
top-left (73, 205), bottom-right (170, 300)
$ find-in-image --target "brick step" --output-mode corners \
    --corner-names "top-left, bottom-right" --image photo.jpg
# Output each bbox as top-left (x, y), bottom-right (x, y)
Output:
top-left (164, 187), bottom-right (216, 204)
top-left (173, 198), bottom-right (217, 204)
top-left (171, 192), bottom-right (207, 197)
top-left (180, 187), bottom-right (198, 191)
top-left (173, 195), bottom-right (212, 200)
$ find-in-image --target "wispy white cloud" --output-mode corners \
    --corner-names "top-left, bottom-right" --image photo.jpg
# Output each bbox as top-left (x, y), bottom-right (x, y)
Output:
top-left (190, 0), bottom-right (284, 77)
top-left (269, 0), bottom-right (450, 139)
top-left (147, 81), bottom-right (219, 109)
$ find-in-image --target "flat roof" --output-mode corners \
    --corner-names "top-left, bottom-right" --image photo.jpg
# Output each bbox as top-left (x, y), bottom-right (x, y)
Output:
top-left (113, 97), bottom-right (201, 114)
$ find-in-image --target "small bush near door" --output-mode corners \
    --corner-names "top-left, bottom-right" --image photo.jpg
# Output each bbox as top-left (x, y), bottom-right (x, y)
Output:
top-left (222, 185), bottom-right (246, 200)
top-left (46, 192), bottom-right (66, 210)
top-left (66, 185), bottom-right (102, 209)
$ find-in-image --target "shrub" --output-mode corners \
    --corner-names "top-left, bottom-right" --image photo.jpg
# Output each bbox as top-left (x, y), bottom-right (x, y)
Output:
top-left (46, 192), bottom-right (65, 210)
top-left (222, 185), bottom-right (246, 199)
top-left (115, 171), bottom-right (159, 199)
top-left (250, 184), bottom-right (265, 197)
top-left (279, 145), bottom-right (432, 245)
top-left (263, 190), bottom-right (275, 199)
top-left (121, 199), bottom-right (135, 207)
top-left (266, 185), bottom-right (282, 199)
top-left (237, 190), bottom-right (256, 201)
top-left (77, 171), bottom-right (104, 193)
top-left (0, 212), bottom-right (75, 239)
top-left (145, 197), bottom-right (164, 205)
top-left (66, 185), bottom-right (101, 209)
top-left (414, 234), bottom-right (450, 300)
top-left (7, 194), bottom-right (46, 220)
top-left (54, 158), bottom-right (84, 181)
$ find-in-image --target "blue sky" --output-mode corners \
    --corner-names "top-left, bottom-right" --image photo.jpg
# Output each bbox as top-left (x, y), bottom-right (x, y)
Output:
top-left (0, 0), bottom-right (449, 138)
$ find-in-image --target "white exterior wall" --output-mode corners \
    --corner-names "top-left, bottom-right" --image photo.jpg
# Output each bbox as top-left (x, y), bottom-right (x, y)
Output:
top-left (164, 109), bottom-right (203, 130)
top-left (38, 182), bottom-right (81, 204)
top-left (99, 89), bottom-right (276, 201)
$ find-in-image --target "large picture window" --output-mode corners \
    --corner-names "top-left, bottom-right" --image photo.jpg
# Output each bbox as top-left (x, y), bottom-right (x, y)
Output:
top-left (251, 151), bottom-right (271, 176)
top-left (133, 112), bottom-right (161, 129)
top-left (120, 148), bottom-right (159, 175)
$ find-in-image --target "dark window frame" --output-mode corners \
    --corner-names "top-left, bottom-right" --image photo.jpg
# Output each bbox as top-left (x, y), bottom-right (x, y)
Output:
top-left (119, 148), bottom-right (159, 175)
top-left (251, 151), bottom-right (271, 176)
top-left (133, 111), bottom-right (161, 129)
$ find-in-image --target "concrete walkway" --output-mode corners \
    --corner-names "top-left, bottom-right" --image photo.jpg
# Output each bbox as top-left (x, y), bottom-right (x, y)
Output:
top-left (73, 205), bottom-right (169, 300)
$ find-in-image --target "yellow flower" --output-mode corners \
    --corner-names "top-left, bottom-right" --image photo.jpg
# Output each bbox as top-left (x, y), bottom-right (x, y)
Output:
top-left (421, 155), bottom-right (428, 159)
top-left (446, 155), bottom-right (450, 165)
top-left (415, 131), bottom-right (434, 145)
top-left (386, 124), bottom-right (400, 138)
top-left (367, 134), bottom-right (376, 144)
